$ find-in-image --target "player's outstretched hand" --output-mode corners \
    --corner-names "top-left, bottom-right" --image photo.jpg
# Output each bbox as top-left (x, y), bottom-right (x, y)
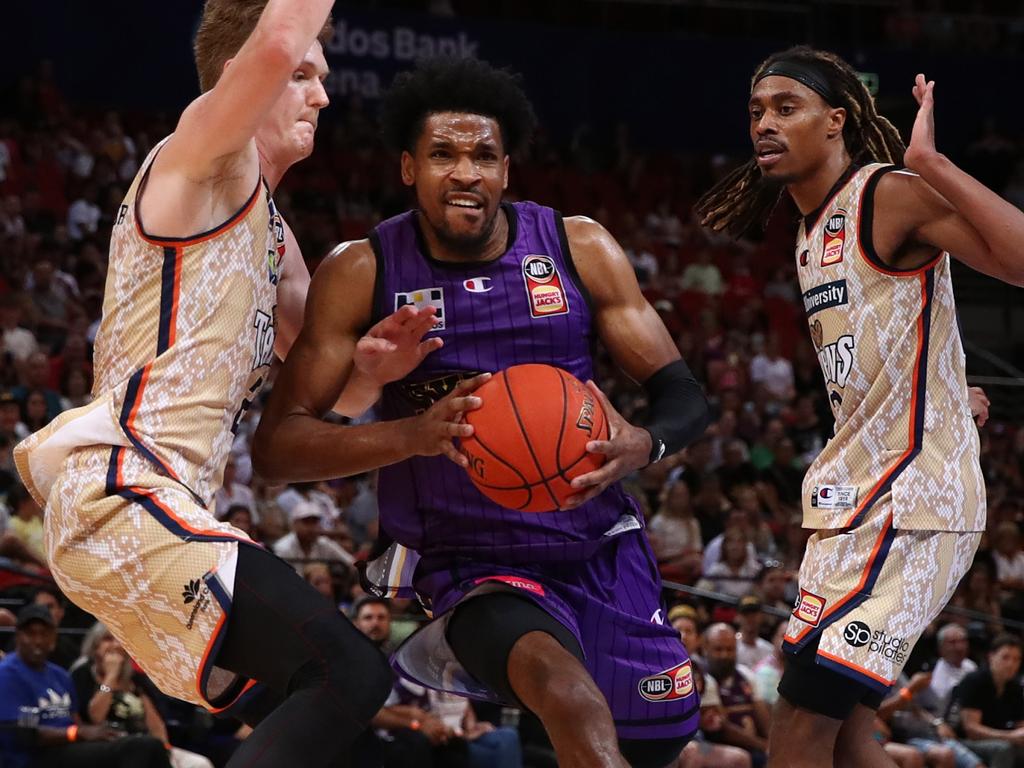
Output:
top-left (968, 385), bottom-right (990, 427)
top-left (407, 373), bottom-right (490, 468)
top-left (562, 380), bottom-right (651, 509)
top-left (905, 73), bottom-right (939, 173)
top-left (353, 304), bottom-right (444, 387)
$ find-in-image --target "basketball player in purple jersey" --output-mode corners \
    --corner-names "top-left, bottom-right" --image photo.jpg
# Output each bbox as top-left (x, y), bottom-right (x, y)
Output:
top-left (696, 47), bottom-right (1024, 767)
top-left (254, 58), bottom-right (711, 768)
top-left (14, 2), bottom-right (449, 766)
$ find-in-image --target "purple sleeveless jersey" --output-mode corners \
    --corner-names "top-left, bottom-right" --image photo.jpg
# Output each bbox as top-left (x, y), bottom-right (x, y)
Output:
top-left (371, 201), bottom-right (641, 564)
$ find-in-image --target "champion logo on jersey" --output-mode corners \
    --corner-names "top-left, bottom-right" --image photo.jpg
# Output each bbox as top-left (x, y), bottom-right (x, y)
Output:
top-left (821, 208), bottom-right (847, 266)
top-left (395, 288), bottom-right (445, 330)
top-left (522, 255), bottom-right (569, 318)
top-left (463, 277), bottom-right (493, 293)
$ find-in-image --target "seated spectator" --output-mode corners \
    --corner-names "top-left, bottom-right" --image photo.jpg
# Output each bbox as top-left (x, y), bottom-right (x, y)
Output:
top-left (679, 248), bottom-right (724, 295)
top-left (702, 622), bottom-right (769, 765)
top-left (71, 622), bottom-right (212, 768)
top-left (351, 595), bottom-right (396, 654)
top-left (951, 634), bottom-right (1024, 768)
top-left (0, 390), bottom-right (28, 443)
top-left (303, 562), bottom-right (337, 605)
top-left (649, 479), bottom-right (703, 580)
top-left (751, 621), bottom-right (786, 707)
top-left (276, 481), bottom-right (340, 526)
top-left (758, 436), bottom-right (803, 505)
top-left (7, 484), bottom-right (44, 563)
top-left (213, 456), bottom-right (256, 524)
top-left (678, 664), bottom-right (752, 768)
top-left (755, 561), bottom-right (790, 614)
top-left (877, 670), bottom-right (981, 768)
top-left (929, 624), bottom-right (978, 712)
top-left (271, 501), bottom-right (354, 573)
top-left (734, 596), bottom-right (774, 671)
top-left (0, 605), bottom-right (171, 768)
top-left (31, 586), bottom-right (77, 669)
top-left (222, 504), bottom-right (255, 540)
top-left (0, 294), bottom-right (38, 363)
top-left (702, 509), bottom-right (758, 575)
top-left (669, 603), bottom-right (706, 671)
top-left (947, 561), bottom-right (1003, 639)
top-left (20, 388), bottom-right (52, 432)
top-left (716, 441), bottom-right (759, 494)
top-left (992, 521), bottom-right (1024, 620)
top-left (749, 335), bottom-right (795, 404)
top-left (11, 351), bottom-right (63, 423)
top-left (698, 528), bottom-right (761, 600)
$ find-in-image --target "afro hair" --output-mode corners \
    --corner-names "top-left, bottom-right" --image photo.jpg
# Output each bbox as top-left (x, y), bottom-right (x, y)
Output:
top-left (380, 57), bottom-right (537, 155)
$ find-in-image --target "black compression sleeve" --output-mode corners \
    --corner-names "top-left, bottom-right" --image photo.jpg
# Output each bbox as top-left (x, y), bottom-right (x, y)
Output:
top-left (641, 359), bottom-right (711, 464)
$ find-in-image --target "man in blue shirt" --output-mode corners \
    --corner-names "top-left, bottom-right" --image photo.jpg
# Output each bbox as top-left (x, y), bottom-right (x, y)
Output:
top-left (0, 604), bottom-right (170, 767)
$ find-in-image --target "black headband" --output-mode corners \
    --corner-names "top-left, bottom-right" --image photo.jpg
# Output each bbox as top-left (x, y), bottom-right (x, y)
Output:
top-left (754, 60), bottom-right (840, 107)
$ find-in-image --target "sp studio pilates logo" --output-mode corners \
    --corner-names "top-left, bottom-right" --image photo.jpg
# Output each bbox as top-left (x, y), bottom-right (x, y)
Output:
top-left (182, 578), bottom-right (212, 630)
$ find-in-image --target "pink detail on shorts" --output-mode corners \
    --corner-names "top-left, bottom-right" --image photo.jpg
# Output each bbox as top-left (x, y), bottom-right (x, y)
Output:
top-left (474, 575), bottom-right (546, 596)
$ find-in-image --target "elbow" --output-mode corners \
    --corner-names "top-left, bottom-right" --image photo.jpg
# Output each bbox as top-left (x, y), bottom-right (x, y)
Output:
top-left (250, 426), bottom-right (281, 483)
top-left (250, 26), bottom-right (306, 77)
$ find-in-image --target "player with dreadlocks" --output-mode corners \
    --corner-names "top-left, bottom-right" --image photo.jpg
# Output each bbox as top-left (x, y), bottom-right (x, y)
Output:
top-left (698, 46), bottom-right (1022, 767)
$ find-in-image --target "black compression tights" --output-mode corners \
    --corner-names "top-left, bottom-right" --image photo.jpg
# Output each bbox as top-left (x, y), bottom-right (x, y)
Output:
top-left (213, 544), bottom-right (391, 767)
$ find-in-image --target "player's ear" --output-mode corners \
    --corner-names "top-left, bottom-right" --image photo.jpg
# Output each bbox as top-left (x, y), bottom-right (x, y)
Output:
top-left (827, 107), bottom-right (846, 140)
top-left (400, 151), bottom-right (415, 187)
top-left (502, 155), bottom-right (509, 191)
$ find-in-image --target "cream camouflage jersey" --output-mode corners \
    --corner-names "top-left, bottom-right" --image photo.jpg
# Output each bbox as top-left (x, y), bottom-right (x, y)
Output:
top-left (796, 162), bottom-right (985, 533)
top-left (16, 139), bottom-right (282, 509)
top-left (13, 140), bottom-right (283, 708)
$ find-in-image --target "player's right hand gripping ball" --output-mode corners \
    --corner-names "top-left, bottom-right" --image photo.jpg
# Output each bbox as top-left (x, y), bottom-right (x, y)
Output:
top-left (460, 363), bottom-right (608, 512)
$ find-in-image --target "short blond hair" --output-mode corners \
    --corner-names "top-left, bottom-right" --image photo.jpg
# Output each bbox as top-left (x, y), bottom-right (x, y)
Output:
top-left (193, 0), bottom-right (333, 92)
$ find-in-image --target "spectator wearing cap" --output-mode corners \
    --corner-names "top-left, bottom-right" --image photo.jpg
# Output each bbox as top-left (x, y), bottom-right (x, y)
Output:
top-left (31, 587), bottom-right (77, 670)
top-left (272, 501), bottom-right (353, 574)
top-left (734, 595), bottom-right (774, 671)
top-left (0, 605), bottom-right (171, 768)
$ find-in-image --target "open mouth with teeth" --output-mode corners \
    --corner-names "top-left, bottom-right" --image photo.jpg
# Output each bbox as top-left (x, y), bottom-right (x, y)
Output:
top-left (446, 197), bottom-right (484, 211)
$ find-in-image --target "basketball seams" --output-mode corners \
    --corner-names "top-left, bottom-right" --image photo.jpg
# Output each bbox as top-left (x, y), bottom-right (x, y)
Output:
top-left (465, 430), bottom-right (534, 509)
top-left (555, 370), bottom-right (570, 475)
top-left (504, 367), bottom-right (561, 510)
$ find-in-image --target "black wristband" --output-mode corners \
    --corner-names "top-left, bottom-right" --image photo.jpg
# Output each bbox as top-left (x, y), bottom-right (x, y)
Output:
top-left (641, 359), bottom-right (710, 463)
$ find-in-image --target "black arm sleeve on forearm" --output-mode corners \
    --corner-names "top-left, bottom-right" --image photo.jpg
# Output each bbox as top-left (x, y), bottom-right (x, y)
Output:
top-left (641, 359), bottom-right (711, 463)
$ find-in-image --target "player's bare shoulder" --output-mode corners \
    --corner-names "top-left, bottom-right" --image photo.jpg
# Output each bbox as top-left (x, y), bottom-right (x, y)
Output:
top-left (318, 239), bottom-right (376, 284)
top-left (562, 215), bottom-right (635, 300)
top-left (306, 239), bottom-right (378, 328)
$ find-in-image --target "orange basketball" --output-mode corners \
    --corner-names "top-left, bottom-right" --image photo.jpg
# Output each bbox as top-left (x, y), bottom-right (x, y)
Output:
top-left (460, 364), bottom-right (608, 513)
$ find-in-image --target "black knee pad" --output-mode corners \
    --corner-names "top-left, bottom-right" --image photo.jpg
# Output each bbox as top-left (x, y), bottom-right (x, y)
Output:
top-left (619, 735), bottom-right (692, 768)
top-left (293, 608), bottom-right (393, 724)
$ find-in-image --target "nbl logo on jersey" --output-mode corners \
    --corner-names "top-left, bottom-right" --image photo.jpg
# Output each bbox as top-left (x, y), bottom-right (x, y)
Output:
top-left (638, 662), bottom-right (694, 703)
top-left (822, 208), bottom-right (847, 266)
top-left (522, 255), bottom-right (569, 318)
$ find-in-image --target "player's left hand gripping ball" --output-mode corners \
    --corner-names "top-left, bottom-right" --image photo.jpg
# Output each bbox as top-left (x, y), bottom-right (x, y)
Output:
top-left (353, 305), bottom-right (444, 386)
top-left (563, 381), bottom-right (652, 510)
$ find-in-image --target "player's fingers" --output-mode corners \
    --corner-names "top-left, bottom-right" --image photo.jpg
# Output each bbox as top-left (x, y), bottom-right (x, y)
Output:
top-left (454, 372), bottom-right (492, 394)
top-left (570, 461), bottom-right (617, 490)
top-left (448, 395), bottom-right (483, 413)
top-left (447, 421), bottom-right (474, 438)
top-left (356, 336), bottom-right (397, 354)
top-left (416, 337), bottom-right (444, 359)
top-left (562, 485), bottom-right (606, 510)
top-left (443, 442), bottom-right (469, 468)
top-left (406, 306), bottom-right (439, 335)
top-left (387, 303), bottom-right (419, 327)
top-left (585, 439), bottom-right (614, 455)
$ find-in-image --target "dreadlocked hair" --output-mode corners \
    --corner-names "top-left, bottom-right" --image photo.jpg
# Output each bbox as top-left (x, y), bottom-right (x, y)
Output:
top-left (695, 46), bottom-right (907, 238)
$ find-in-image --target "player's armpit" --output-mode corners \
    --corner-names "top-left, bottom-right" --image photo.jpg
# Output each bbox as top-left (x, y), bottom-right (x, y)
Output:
top-left (879, 161), bottom-right (1024, 285)
top-left (562, 216), bottom-right (680, 383)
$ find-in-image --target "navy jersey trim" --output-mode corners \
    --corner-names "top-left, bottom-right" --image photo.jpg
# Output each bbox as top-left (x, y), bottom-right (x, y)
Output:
top-left (782, 514), bottom-right (898, 654)
top-left (368, 229), bottom-right (387, 326)
top-left (858, 166), bottom-right (943, 275)
top-left (411, 203), bottom-right (519, 271)
top-left (555, 212), bottom-right (596, 317)
top-left (802, 163), bottom-right (860, 232)
top-left (134, 143), bottom-right (263, 246)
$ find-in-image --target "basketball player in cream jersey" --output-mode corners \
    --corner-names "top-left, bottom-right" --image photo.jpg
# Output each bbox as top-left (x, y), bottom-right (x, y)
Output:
top-left (697, 46), bottom-right (1023, 767)
top-left (11, 2), bottom-right (446, 765)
